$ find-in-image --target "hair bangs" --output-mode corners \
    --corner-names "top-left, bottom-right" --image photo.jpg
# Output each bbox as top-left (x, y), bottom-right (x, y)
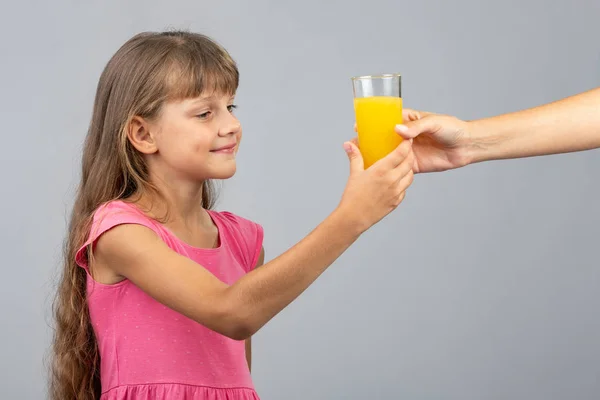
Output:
top-left (164, 43), bottom-right (239, 101)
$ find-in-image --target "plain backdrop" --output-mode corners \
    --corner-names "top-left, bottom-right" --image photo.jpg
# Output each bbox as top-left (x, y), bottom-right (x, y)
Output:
top-left (1, 0), bottom-right (599, 399)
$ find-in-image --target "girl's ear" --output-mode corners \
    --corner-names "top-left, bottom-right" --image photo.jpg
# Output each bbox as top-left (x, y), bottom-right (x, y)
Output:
top-left (127, 116), bottom-right (158, 154)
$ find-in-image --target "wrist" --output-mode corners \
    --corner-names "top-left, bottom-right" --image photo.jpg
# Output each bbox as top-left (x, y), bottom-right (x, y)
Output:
top-left (329, 205), bottom-right (368, 238)
top-left (464, 118), bottom-right (509, 164)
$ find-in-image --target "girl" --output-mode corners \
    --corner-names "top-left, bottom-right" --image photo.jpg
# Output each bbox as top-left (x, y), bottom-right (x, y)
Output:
top-left (50, 30), bottom-right (415, 400)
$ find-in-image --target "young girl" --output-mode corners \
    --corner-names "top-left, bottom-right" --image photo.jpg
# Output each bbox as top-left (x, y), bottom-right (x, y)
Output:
top-left (50, 30), bottom-right (415, 400)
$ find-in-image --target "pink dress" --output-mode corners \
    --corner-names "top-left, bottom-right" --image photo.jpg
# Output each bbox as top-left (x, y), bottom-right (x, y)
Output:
top-left (75, 200), bottom-right (264, 400)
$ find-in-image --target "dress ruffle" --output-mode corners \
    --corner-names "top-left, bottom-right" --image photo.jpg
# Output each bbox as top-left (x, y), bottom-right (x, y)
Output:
top-left (101, 384), bottom-right (260, 400)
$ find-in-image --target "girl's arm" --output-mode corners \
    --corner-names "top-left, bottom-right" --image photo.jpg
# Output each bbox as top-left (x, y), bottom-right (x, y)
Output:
top-left (96, 209), bottom-right (361, 340)
top-left (94, 140), bottom-right (415, 340)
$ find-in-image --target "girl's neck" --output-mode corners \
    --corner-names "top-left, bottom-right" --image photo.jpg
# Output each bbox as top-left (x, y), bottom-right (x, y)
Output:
top-left (136, 179), bottom-right (212, 231)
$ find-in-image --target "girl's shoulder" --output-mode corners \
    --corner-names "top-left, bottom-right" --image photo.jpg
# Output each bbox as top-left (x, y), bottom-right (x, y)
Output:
top-left (75, 200), bottom-right (162, 270)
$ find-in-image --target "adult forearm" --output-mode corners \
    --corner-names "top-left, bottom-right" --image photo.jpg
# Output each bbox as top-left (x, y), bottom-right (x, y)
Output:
top-left (468, 87), bottom-right (600, 163)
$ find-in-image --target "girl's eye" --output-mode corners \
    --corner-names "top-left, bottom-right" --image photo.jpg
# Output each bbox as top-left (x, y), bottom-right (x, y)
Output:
top-left (197, 111), bottom-right (211, 119)
top-left (227, 104), bottom-right (238, 113)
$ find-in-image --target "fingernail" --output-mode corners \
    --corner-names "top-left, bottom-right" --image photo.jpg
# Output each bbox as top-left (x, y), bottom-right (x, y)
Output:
top-left (395, 124), bottom-right (408, 133)
top-left (343, 142), bottom-right (353, 153)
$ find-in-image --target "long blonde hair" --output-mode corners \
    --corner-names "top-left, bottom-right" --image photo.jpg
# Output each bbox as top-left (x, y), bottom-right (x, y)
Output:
top-left (49, 30), bottom-right (239, 400)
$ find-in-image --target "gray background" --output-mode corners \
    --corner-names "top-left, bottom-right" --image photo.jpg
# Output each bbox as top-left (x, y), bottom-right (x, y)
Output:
top-left (1, 0), bottom-right (599, 399)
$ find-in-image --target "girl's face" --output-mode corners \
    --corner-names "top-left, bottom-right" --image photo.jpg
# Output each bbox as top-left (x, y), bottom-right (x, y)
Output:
top-left (132, 92), bottom-right (242, 184)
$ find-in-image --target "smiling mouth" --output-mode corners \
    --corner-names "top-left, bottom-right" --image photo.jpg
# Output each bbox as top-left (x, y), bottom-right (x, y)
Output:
top-left (211, 144), bottom-right (236, 153)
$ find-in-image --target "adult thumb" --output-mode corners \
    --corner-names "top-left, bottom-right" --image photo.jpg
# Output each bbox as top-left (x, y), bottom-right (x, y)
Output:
top-left (395, 116), bottom-right (439, 140)
top-left (343, 141), bottom-right (364, 173)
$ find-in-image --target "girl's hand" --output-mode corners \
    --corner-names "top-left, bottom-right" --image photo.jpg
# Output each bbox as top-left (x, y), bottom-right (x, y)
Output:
top-left (337, 139), bottom-right (415, 232)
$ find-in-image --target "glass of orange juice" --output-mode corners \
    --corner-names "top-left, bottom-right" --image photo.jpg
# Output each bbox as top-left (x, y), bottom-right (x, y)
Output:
top-left (352, 74), bottom-right (403, 168)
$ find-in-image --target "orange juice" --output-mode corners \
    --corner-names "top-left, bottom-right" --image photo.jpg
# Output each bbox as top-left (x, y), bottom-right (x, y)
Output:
top-left (354, 96), bottom-right (403, 168)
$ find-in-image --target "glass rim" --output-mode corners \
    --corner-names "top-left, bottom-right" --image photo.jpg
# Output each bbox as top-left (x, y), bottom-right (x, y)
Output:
top-left (351, 73), bottom-right (401, 81)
